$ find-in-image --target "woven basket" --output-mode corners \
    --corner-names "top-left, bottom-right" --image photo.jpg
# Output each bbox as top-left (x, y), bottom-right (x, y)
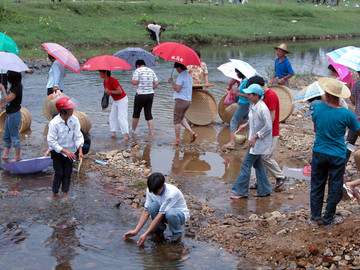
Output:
top-left (268, 85), bottom-right (294, 122)
top-left (73, 111), bottom-right (92, 134)
top-left (43, 93), bottom-right (69, 121)
top-left (185, 89), bottom-right (217, 126)
top-left (234, 130), bottom-right (247, 145)
top-left (0, 107), bottom-right (32, 133)
top-left (218, 93), bottom-right (239, 124)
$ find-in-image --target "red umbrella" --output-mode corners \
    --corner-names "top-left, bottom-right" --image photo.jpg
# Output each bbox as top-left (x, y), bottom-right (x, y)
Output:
top-left (81, 55), bottom-right (133, 71)
top-left (152, 42), bottom-right (201, 66)
top-left (42, 43), bottom-right (81, 74)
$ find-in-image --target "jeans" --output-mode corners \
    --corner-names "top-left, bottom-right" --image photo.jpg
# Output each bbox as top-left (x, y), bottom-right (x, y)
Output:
top-left (310, 151), bottom-right (345, 225)
top-left (231, 149), bottom-right (272, 197)
top-left (147, 201), bottom-right (185, 234)
top-left (3, 110), bottom-right (21, 149)
top-left (230, 102), bottom-right (249, 131)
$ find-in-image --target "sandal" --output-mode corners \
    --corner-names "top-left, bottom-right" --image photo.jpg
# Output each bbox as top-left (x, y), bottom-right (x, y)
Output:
top-left (275, 176), bottom-right (288, 189)
top-left (249, 183), bottom-right (257, 190)
top-left (323, 216), bottom-right (344, 230)
top-left (253, 193), bottom-right (270, 197)
top-left (308, 219), bottom-right (320, 229)
top-left (230, 195), bottom-right (247, 199)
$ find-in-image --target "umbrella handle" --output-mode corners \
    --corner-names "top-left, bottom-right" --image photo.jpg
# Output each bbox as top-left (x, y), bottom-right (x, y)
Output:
top-left (170, 68), bottom-right (174, 78)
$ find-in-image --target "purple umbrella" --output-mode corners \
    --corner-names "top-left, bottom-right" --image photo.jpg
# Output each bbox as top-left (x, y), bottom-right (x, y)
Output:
top-left (3, 157), bottom-right (53, 174)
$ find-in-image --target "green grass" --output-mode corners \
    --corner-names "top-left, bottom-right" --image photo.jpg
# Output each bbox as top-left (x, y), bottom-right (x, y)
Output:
top-left (1, 0), bottom-right (360, 59)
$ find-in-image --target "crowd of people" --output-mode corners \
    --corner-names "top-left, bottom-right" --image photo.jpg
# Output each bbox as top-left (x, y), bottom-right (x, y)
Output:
top-left (1, 40), bottom-right (360, 245)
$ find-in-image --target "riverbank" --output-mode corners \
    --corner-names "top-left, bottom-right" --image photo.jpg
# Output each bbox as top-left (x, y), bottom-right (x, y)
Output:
top-left (1, 0), bottom-right (360, 59)
top-left (81, 104), bottom-right (360, 269)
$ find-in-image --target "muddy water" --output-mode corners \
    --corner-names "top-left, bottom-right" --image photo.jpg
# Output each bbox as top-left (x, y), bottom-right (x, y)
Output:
top-left (1, 39), bottom-right (358, 268)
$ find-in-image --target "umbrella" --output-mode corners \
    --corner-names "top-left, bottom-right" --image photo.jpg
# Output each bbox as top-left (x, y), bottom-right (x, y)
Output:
top-left (42, 42), bottom-right (81, 74)
top-left (2, 157), bottom-right (53, 174)
top-left (293, 81), bottom-right (324, 103)
top-left (152, 42), bottom-right (201, 66)
top-left (0, 52), bottom-right (29, 72)
top-left (113, 47), bottom-right (155, 69)
top-left (326, 46), bottom-right (360, 71)
top-left (0, 33), bottom-right (20, 55)
top-left (217, 62), bottom-right (240, 81)
top-left (229, 59), bottom-right (257, 79)
top-left (81, 55), bottom-right (133, 71)
top-left (326, 55), bottom-right (349, 80)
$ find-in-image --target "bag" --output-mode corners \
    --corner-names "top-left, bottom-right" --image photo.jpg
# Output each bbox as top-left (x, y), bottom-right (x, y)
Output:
top-left (101, 91), bottom-right (109, 109)
top-left (224, 90), bottom-right (236, 105)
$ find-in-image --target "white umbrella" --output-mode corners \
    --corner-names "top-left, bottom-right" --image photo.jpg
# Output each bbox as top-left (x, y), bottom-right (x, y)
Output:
top-left (229, 59), bottom-right (257, 79)
top-left (0, 52), bottom-right (29, 72)
top-left (217, 62), bottom-right (240, 81)
top-left (326, 46), bottom-right (360, 72)
top-left (294, 81), bottom-right (324, 103)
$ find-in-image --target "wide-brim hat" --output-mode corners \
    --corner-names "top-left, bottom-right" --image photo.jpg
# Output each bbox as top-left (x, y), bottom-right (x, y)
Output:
top-left (318, 77), bottom-right (351, 98)
top-left (274, 43), bottom-right (290, 54)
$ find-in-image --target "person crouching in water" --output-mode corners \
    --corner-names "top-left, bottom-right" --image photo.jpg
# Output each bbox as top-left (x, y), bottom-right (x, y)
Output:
top-left (124, 172), bottom-right (190, 245)
top-left (99, 70), bottom-right (129, 140)
top-left (47, 97), bottom-right (84, 199)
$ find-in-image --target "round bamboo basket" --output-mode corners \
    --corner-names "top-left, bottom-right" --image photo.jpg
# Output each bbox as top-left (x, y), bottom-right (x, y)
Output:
top-left (218, 93), bottom-right (239, 124)
top-left (268, 85), bottom-right (295, 122)
top-left (73, 111), bottom-right (92, 134)
top-left (185, 89), bottom-right (217, 126)
top-left (43, 93), bottom-right (69, 121)
top-left (0, 107), bottom-right (31, 133)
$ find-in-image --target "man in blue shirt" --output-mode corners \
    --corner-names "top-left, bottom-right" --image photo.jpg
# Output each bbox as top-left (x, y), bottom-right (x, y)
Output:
top-left (309, 77), bottom-right (360, 230)
top-left (269, 44), bottom-right (294, 86)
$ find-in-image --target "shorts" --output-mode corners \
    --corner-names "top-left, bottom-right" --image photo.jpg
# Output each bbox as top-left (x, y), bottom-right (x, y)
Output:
top-left (133, 93), bottom-right (154, 120)
top-left (173, 98), bottom-right (191, 125)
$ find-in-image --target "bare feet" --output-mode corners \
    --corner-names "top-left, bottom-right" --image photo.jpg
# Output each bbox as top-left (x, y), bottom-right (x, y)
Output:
top-left (110, 132), bottom-right (116, 138)
top-left (190, 133), bottom-right (198, 143)
top-left (149, 132), bottom-right (154, 136)
top-left (123, 133), bottom-right (130, 141)
top-left (222, 142), bottom-right (235, 150)
top-left (170, 140), bottom-right (181, 146)
top-left (52, 192), bottom-right (57, 199)
top-left (354, 189), bottom-right (360, 204)
top-left (1, 155), bottom-right (9, 160)
top-left (10, 158), bottom-right (22, 162)
top-left (61, 193), bottom-right (68, 199)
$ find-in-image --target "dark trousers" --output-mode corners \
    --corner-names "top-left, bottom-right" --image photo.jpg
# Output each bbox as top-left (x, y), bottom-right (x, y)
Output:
top-left (47, 88), bottom-right (63, 96)
top-left (133, 94), bottom-right (154, 120)
top-left (310, 151), bottom-right (345, 225)
top-left (51, 150), bottom-right (73, 194)
top-left (345, 129), bottom-right (358, 162)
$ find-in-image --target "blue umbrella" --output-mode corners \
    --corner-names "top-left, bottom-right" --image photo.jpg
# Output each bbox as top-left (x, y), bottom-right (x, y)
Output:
top-left (3, 157), bottom-right (53, 174)
top-left (113, 47), bottom-right (156, 69)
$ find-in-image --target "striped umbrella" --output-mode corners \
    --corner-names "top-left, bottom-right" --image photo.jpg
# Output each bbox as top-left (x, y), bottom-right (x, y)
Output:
top-left (294, 81), bottom-right (324, 103)
top-left (42, 43), bottom-right (81, 74)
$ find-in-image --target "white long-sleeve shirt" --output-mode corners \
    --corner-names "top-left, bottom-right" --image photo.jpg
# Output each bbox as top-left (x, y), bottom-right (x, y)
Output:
top-left (248, 100), bottom-right (272, 155)
top-left (147, 24), bottom-right (162, 44)
top-left (47, 114), bottom-right (84, 157)
top-left (46, 60), bottom-right (66, 90)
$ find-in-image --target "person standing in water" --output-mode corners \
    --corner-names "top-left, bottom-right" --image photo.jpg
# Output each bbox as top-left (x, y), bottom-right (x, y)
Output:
top-left (99, 70), bottom-right (129, 140)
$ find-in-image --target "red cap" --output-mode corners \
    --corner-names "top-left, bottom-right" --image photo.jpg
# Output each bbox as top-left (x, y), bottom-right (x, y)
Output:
top-left (55, 97), bottom-right (76, 111)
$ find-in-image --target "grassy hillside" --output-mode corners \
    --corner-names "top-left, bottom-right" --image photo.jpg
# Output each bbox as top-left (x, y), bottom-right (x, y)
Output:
top-left (1, 0), bottom-right (360, 59)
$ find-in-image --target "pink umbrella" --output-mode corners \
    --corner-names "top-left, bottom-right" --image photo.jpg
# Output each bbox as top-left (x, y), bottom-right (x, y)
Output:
top-left (326, 55), bottom-right (354, 89)
top-left (80, 55), bottom-right (133, 71)
top-left (42, 43), bottom-right (81, 74)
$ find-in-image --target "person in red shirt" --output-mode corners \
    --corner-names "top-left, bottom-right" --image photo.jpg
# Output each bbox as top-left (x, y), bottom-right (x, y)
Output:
top-left (246, 76), bottom-right (288, 189)
top-left (99, 70), bottom-right (129, 140)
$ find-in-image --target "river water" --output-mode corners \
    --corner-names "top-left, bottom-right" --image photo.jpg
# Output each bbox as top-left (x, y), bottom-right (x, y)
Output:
top-left (1, 38), bottom-right (360, 269)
